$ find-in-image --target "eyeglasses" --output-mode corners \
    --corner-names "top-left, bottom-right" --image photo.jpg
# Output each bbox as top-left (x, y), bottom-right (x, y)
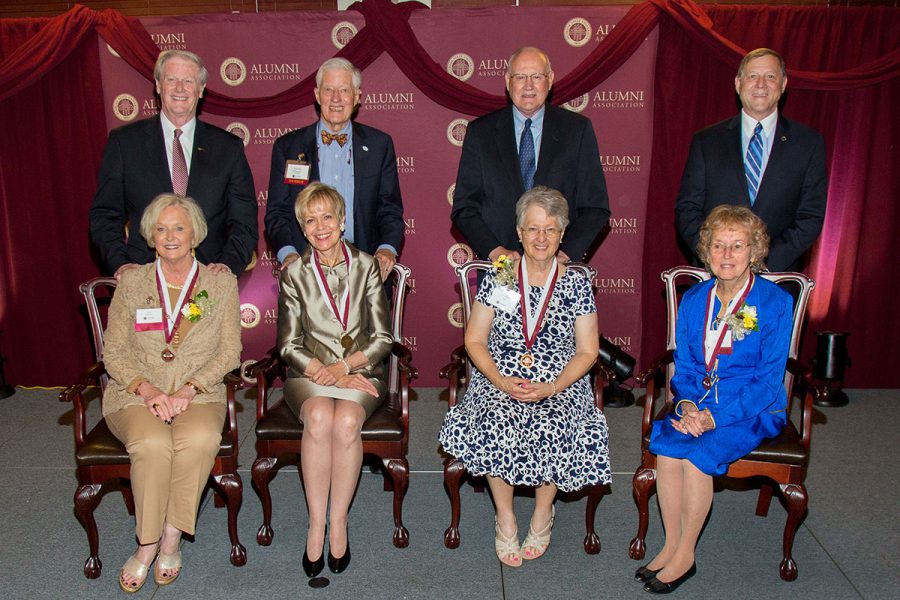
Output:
top-left (509, 73), bottom-right (550, 85)
top-left (521, 226), bottom-right (561, 239)
top-left (710, 241), bottom-right (752, 255)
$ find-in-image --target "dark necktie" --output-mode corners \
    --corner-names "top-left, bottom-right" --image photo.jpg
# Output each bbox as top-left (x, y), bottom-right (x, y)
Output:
top-left (519, 118), bottom-right (536, 191)
top-left (744, 122), bottom-right (764, 205)
top-left (321, 130), bottom-right (349, 147)
top-left (171, 128), bottom-right (188, 197)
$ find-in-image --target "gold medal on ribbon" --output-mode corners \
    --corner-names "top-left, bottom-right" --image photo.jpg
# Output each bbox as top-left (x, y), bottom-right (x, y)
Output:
top-left (519, 352), bottom-right (535, 368)
top-left (161, 348), bottom-right (175, 362)
top-left (341, 334), bottom-right (354, 349)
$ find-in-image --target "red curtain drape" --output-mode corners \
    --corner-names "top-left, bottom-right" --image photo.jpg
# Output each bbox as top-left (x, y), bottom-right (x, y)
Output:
top-left (1, 0), bottom-right (898, 386)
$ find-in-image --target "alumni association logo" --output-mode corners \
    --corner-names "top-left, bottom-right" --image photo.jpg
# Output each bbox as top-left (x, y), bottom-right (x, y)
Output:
top-left (112, 94), bottom-right (139, 122)
top-left (447, 119), bottom-right (469, 147)
top-left (332, 22), bottom-right (358, 49)
top-left (562, 93), bottom-right (590, 113)
top-left (239, 303), bottom-right (261, 328)
top-left (447, 243), bottom-right (474, 268)
top-left (564, 18), bottom-right (592, 47)
top-left (106, 44), bottom-right (121, 58)
top-left (220, 57), bottom-right (247, 87)
top-left (448, 303), bottom-right (465, 329)
top-left (446, 53), bottom-right (475, 82)
top-left (226, 122), bottom-right (251, 147)
top-left (447, 184), bottom-right (456, 207)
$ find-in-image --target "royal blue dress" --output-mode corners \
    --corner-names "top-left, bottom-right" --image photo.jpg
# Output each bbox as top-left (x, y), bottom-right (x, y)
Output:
top-left (649, 276), bottom-right (793, 476)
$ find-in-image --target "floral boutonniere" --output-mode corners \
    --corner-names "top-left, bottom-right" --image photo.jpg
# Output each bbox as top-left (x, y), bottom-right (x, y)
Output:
top-left (181, 290), bottom-right (216, 323)
top-left (491, 254), bottom-right (517, 289)
top-left (725, 303), bottom-right (758, 340)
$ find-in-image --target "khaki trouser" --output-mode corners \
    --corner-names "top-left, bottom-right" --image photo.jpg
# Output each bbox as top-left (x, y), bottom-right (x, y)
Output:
top-left (106, 402), bottom-right (226, 543)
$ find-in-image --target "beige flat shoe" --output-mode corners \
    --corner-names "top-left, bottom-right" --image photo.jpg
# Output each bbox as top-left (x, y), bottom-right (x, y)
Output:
top-left (522, 505), bottom-right (555, 560)
top-left (153, 549), bottom-right (182, 586)
top-left (118, 554), bottom-right (154, 593)
top-left (494, 519), bottom-right (522, 568)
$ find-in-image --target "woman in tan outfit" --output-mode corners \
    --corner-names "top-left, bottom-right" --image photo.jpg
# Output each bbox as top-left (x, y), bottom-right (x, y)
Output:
top-left (101, 194), bottom-right (241, 592)
top-left (278, 183), bottom-right (392, 579)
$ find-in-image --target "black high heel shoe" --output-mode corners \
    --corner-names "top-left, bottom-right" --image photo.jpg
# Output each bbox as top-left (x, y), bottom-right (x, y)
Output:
top-left (643, 563), bottom-right (697, 594)
top-left (634, 564), bottom-right (662, 583)
top-left (327, 531), bottom-right (351, 574)
top-left (302, 549), bottom-right (325, 578)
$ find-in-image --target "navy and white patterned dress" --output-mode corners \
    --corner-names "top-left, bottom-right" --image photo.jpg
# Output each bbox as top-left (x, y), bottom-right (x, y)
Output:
top-left (438, 269), bottom-right (611, 492)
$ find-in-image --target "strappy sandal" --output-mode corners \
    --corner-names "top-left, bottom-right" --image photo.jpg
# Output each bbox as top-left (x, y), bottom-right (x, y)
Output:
top-left (153, 549), bottom-right (182, 586)
top-left (118, 554), bottom-right (155, 593)
top-left (494, 519), bottom-right (522, 568)
top-left (522, 505), bottom-right (555, 560)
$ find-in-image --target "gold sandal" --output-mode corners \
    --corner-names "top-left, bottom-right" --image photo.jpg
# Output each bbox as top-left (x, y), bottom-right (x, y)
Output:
top-left (153, 549), bottom-right (182, 586)
top-left (494, 519), bottom-right (522, 568)
top-left (522, 505), bottom-right (555, 560)
top-left (118, 554), bottom-right (155, 593)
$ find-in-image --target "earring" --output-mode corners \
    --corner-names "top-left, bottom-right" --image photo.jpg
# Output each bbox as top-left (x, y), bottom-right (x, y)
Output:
top-left (340, 223), bottom-right (345, 232)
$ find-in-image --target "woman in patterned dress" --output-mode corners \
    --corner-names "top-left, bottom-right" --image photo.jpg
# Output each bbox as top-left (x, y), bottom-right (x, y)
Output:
top-left (439, 186), bottom-right (611, 568)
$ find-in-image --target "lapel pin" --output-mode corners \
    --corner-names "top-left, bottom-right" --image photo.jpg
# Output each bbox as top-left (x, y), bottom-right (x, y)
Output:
top-left (780, 136), bottom-right (787, 142)
top-left (197, 147), bottom-right (205, 152)
top-left (362, 145), bottom-right (369, 152)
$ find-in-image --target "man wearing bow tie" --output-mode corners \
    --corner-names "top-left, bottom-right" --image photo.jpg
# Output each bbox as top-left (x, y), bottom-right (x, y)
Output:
top-left (675, 48), bottom-right (827, 272)
top-left (90, 50), bottom-right (258, 278)
top-left (265, 58), bottom-right (404, 280)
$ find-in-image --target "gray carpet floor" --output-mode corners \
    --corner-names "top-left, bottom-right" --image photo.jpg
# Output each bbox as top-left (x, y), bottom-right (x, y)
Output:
top-left (0, 386), bottom-right (896, 599)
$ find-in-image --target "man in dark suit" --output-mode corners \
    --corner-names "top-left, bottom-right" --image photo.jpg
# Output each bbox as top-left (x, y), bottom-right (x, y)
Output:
top-left (451, 46), bottom-right (609, 263)
top-left (90, 50), bottom-right (258, 278)
top-left (265, 58), bottom-right (404, 280)
top-left (675, 48), bottom-right (827, 272)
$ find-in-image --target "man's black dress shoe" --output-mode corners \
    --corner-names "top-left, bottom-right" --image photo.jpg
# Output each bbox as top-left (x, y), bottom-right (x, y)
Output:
top-left (635, 564), bottom-right (662, 583)
top-left (643, 563), bottom-right (696, 594)
top-left (302, 550), bottom-right (325, 578)
top-left (327, 543), bottom-right (351, 574)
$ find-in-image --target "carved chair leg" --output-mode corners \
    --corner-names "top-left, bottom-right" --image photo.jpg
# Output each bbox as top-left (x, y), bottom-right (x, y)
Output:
top-left (778, 483), bottom-right (808, 581)
top-left (211, 473), bottom-right (247, 567)
top-left (251, 457), bottom-right (278, 546)
top-left (628, 466), bottom-right (657, 560)
top-left (443, 457), bottom-right (466, 549)
top-left (74, 484), bottom-right (103, 578)
top-left (583, 484), bottom-right (605, 554)
top-left (756, 481), bottom-right (775, 517)
top-left (121, 483), bottom-right (136, 516)
top-left (383, 457), bottom-right (410, 548)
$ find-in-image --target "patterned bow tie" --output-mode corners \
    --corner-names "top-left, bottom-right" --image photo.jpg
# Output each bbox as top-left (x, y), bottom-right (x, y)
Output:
top-left (321, 130), bottom-right (349, 147)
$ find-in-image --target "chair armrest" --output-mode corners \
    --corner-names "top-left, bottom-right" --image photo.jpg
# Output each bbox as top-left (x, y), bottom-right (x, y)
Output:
top-left (223, 369), bottom-right (242, 444)
top-left (439, 344), bottom-right (467, 408)
top-left (60, 361), bottom-right (107, 449)
top-left (638, 350), bottom-right (675, 439)
top-left (786, 358), bottom-right (817, 451)
top-left (392, 342), bottom-right (416, 437)
top-left (247, 347), bottom-right (283, 420)
top-left (591, 362), bottom-right (613, 410)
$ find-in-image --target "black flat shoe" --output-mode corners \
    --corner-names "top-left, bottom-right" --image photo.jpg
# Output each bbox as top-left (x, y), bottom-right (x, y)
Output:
top-left (635, 564), bottom-right (662, 583)
top-left (327, 540), bottom-right (351, 574)
top-left (644, 563), bottom-right (696, 594)
top-left (302, 550), bottom-right (325, 578)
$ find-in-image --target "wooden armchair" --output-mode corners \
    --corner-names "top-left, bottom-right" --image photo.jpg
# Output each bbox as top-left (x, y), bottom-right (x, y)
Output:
top-left (439, 260), bottom-right (612, 554)
top-left (629, 266), bottom-right (816, 581)
top-left (247, 263), bottom-right (417, 548)
top-left (60, 277), bottom-right (246, 578)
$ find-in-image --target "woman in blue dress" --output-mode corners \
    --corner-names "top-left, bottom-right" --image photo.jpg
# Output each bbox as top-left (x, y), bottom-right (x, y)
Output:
top-left (639, 205), bottom-right (793, 593)
top-left (439, 186), bottom-right (611, 568)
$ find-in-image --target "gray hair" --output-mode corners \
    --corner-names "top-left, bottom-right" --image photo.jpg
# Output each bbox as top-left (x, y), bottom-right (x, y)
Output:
top-left (515, 186), bottom-right (569, 230)
top-left (154, 50), bottom-right (209, 86)
top-left (737, 48), bottom-right (786, 80)
top-left (506, 46), bottom-right (553, 76)
top-left (140, 194), bottom-right (208, 248)
top-left (316, 57), bottom-right (362, 91)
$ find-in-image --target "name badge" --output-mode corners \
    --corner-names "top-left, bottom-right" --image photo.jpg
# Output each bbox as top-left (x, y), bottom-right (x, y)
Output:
top-left (284, 160), bottom-right (310, 185)
top-left (135, 308), bottom-right (164, 332)
top-left (488, 286), bottom-right (519, 313)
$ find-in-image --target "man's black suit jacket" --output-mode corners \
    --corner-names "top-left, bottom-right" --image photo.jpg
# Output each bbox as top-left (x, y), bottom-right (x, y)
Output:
top-left (265, 121), bottom-right (404, 257)
top-left (675, 113), bottom-right (827, 272)
top-left (90, 116), bottom-right (258, 276)
top-left (451, 104), bottom-right (610, 261)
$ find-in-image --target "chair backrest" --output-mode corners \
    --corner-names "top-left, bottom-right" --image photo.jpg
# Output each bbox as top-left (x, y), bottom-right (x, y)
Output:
top-left (454, 260), bottom-right (597, 383)
top-left (660, 266), bottom-right (815, 400)
top-left (387, 262), bottom-right (412, 396)
top-left (80, 277), bottom-right (118, 391)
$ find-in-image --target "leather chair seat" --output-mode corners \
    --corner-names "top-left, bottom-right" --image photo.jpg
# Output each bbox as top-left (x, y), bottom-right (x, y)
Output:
top-left (255, 397), bottom-right (404, 441)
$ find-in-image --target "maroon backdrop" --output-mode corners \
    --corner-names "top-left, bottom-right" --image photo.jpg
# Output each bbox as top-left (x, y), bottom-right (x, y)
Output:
top-left (1, 0), bottom-right (898, 388)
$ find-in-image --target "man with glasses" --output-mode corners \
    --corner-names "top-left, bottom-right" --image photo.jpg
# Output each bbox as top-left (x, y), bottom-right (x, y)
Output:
top-left (266, 58), bottom-right (404, 280)
top-left (452, 47), bottom-right (610, 263)
top-left (675, 48), bottom-right (827, 272)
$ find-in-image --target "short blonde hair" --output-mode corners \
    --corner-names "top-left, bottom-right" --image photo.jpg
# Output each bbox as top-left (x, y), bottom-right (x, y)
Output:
top-left (697, 205), bottom-right (769, 272)
top-left (140, 194), bottom-right (208, 248)
top-left (294, 182), bottom-right (346, 226)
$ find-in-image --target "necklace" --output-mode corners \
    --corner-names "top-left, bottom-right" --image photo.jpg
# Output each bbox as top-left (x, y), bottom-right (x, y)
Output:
top-left (166, 282), bottom-right (184, 290)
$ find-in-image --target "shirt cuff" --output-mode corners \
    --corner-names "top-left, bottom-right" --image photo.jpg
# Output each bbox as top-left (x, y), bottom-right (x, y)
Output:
top-left (376, 244), bottom-right (397, 257)
top-left (277, 245), bottom-right (300, 264)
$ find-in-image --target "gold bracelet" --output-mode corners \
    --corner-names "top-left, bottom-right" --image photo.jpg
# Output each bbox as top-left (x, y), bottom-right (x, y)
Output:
top-left (184, 381), bottom-right (201, 394)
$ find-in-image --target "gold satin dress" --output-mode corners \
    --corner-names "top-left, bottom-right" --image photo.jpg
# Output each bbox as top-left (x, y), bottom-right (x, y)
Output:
top-left (277, 243), bottom-right (393, 419)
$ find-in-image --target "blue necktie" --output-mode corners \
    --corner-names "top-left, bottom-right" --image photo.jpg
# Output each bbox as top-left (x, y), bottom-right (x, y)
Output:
top-left (519, 118), bottom-right (536, 191)
top-left (745, 122), bottom-right (764, 205)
